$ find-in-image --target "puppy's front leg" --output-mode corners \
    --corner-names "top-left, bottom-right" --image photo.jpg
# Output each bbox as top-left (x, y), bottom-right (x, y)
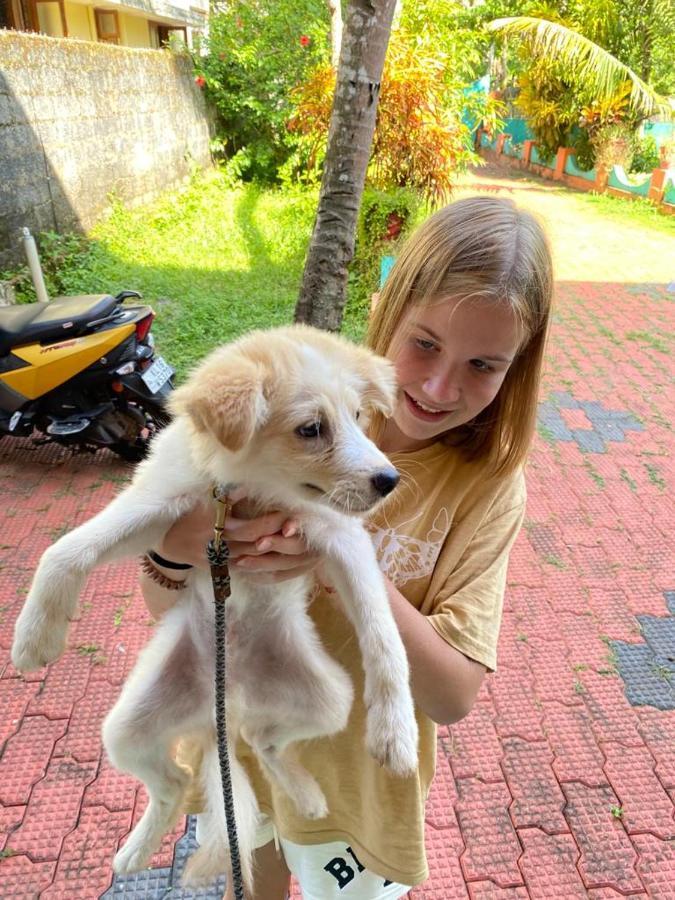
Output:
top-left (11, 486), bottom-right (193, 672)
top-left (322, 524), bottom-right (418, 776)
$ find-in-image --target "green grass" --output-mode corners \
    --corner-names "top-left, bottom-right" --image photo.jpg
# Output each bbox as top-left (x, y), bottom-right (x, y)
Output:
top-left (93, 174), bottom-right (388, 375)
top-left (645, 463), bottom-right (666, 491)
top-left (5, 172), bottom-right (379, 381)
top-left (625, 330), bottom-right (671, 354)
top-left (567, 189), bottom-right (675, 237)
top-left (90, 175), bottom-right (323, 379)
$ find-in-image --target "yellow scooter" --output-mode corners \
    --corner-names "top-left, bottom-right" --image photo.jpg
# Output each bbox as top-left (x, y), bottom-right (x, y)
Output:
top-left (0, 290), bottom-right (173, 461)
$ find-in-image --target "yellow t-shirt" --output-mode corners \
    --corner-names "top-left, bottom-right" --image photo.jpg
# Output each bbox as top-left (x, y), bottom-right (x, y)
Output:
top-left (185, 441), bottom-right (526, 886)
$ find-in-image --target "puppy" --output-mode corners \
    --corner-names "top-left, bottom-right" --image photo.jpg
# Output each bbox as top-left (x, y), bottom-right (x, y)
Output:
top-left (11, 325), bottom-right (419, 891)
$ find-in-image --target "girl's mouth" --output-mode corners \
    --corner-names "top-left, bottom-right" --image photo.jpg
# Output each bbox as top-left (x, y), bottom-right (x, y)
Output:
top-left (404, 392), bottom-right (452, 422)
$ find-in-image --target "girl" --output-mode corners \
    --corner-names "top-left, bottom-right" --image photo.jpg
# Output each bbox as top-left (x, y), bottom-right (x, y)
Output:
top-left (140, 196), bottom-right (553, 900)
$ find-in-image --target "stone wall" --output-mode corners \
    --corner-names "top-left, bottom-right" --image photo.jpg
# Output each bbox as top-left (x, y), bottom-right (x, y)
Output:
top-left (0, 30), bottom-right (213, 268)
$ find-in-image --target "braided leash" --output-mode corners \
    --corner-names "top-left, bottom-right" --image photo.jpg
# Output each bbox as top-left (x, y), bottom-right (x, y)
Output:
top-left (207, 485), bottom-right (245, 900)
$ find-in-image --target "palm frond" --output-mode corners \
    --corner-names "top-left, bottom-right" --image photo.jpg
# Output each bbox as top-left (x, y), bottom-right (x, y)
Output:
top-left (488, 16), bottom-right (671, 118)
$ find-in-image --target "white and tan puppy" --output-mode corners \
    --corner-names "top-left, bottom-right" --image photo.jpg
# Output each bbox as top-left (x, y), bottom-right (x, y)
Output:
top-left (11, 325), bottom-right (418, 891)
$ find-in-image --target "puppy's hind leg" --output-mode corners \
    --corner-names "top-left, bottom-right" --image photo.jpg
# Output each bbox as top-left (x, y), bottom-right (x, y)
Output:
top-left (243, 725), bottom-right (328, 821)
top-left (102, 621), bottom-right (210, 875)
top-left (183, 738), bottom-right (258, 895)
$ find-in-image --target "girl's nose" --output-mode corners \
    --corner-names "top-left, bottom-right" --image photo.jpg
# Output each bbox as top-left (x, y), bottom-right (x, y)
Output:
top-left (423, 369), bottom-right (461, 405)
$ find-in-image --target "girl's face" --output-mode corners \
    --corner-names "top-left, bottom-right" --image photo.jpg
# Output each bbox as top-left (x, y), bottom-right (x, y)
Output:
top-left (381, 295), bottom-right (522, 453)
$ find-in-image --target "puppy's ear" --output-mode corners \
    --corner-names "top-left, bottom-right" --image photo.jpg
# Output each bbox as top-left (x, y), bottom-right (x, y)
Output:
top-left (170, 352), bottom-right (267, 451)
top-left (354, 350), bottom-right (398, 417)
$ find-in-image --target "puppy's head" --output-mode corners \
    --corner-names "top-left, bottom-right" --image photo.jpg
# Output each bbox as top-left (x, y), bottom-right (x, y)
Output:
top-left (171, 325), bottom-right (400, 514)
top-left (170, 349), bottom-right (268, 453)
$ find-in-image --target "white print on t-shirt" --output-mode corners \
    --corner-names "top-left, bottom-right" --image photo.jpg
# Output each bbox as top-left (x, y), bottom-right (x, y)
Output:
top-left (367, 508), bottom-right (449, 586)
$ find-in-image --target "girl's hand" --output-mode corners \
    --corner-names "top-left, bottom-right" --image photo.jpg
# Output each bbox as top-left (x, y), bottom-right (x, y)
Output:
top-left (158, 496), bottom-right (322, 584)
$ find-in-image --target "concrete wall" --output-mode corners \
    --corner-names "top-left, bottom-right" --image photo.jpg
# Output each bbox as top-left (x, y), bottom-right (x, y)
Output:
top-left (0, 30), bottom-right (213, 268)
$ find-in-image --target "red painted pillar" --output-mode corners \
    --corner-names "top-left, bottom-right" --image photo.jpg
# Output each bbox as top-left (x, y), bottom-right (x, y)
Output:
top-left (554, 147), bottom-right (573, 181)
top-left (648, 167), bottom-right (667, 203)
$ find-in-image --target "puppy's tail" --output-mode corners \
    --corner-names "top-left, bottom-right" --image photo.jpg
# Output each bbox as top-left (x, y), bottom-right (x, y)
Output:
top-left (182, 739), bottom-right (258, 894)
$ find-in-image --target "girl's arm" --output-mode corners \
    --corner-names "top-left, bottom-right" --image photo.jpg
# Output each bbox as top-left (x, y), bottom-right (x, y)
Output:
top-left (385, 578), bottom-right (485, 726)
top-left (140, 563), bottom-right (190, 620)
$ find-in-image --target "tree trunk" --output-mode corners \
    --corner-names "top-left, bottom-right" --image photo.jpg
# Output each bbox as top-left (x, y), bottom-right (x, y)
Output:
top-left (326, 0), bottom-right (342, 69)
top-left (294, 0), bottom-right (397, 331)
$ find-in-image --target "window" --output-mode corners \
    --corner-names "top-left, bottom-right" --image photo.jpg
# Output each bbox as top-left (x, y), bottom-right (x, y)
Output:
top-left (1, 0), bottom-right (64, 33)
top-left (95, 8), bottom-right (119, 43)
top-left (0, 0), bottom-right (12, 27)
top-left (34, 0), bottom-right (66, 36)
top-left (157, 24), bottom-right (187, 47)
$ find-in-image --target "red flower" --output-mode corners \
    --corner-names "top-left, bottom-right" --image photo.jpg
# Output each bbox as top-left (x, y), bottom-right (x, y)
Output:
top-left (299, 35), bottom-right (310, 47)
top-left (194, 75), bottom-right (206, 88)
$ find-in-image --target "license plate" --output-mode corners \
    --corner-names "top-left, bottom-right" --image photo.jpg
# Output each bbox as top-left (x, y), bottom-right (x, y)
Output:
top-left (141, 356), bottom-right (174, 393)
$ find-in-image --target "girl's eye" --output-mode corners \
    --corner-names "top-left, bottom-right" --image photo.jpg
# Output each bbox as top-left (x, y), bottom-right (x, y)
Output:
top-left (470, 359), bottom-right (492, 373)
top-left (296, 422), bottom-right (323, 439)
top-left (414, 338), bottom-right (437, 352)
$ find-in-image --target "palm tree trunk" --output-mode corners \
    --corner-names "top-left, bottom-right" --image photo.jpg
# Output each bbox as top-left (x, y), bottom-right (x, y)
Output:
top-left (294, 0), bottom-right (397, 331)
top-left (326, 0), bottom-right (342, 69)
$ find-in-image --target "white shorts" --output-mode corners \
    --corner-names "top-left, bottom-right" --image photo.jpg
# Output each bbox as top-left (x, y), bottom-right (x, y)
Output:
top-left (255, 817), bottom-right (412, 900)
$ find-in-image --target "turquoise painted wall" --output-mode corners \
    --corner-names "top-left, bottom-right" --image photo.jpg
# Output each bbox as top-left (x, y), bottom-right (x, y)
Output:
top-left (608, 167), bottom-right (651, 198)
top-left (503, 136), bottom-right (523, 159)
top-left (642, 122), bottom-right (674, 147)
top-left (380, 255), bottom-right (395, 288)
top-left (564, 154), bottom-right (596, 182)
top-left (530, 145), bottom-right (556, 169)
top-left (503, 119), bottom-right (533, 144)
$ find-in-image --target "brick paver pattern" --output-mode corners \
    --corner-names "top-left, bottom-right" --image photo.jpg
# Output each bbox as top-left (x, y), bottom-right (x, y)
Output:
top-left (1, 163), bottom-right (673, 898)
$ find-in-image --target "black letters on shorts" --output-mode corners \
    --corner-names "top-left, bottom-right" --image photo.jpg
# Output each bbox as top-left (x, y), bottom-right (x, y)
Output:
top-left (324, 845), bottom-right (395, 890)
top-left (324, 856), bottom-right (355, 888)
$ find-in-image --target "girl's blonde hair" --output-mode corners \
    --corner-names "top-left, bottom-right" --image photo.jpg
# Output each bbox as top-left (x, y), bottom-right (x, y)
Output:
top-left (366, 196), bottom-right (553, 476)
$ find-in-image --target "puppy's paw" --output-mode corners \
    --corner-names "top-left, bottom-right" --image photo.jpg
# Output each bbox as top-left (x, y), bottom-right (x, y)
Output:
top-left (113, 838), bottom-right (154, 875)
top-left (366, 700), bottom-right (419, 777)
top-left (11, 608), bottom-right (69, 672)
top-left (287, 772), bottom-right (329, 820)
top-left (295, 786), bottom-right (328, 821)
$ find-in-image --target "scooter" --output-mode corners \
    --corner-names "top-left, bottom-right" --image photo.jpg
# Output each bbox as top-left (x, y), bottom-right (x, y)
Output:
top-left (0, 290), bottom-right (173, 461)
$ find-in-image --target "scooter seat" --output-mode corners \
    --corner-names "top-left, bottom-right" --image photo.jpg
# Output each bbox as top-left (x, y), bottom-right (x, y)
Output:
top-left (0, 294), bottom-right (119, 356)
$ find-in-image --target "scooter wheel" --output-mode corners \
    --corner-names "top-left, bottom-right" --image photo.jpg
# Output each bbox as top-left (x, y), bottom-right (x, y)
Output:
top-left (112, 441), bottom-right (148, 463)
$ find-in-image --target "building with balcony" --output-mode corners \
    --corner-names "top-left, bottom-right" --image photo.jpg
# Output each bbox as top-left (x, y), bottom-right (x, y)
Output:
top-left (0, 0), bottom-right (207, 49)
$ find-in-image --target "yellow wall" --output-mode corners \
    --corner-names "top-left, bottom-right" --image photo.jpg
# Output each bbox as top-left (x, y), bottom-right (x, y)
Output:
top-left (120, 13), bottom-right (151, 48)
top-left (64, 2), bottom-right (93, 40)
top-left (54, 2), bottom-right (193, 48)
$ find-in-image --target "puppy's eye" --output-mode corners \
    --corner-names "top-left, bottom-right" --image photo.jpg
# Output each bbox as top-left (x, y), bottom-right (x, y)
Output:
top-left (355, 410), bottom-right (361, 421)
top-left (296, 422), bottom-right (323, 439)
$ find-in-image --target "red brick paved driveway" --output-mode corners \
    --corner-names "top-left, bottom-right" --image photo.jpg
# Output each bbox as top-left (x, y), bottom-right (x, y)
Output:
top-left (1, 166), bottom-right (674, 897)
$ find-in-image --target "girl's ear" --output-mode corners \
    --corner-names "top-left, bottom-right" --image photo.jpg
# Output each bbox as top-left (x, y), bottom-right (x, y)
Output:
top-left (354, 349), bottom-right (398, 417)
top-left (170, 351), bottom-right (268, 451)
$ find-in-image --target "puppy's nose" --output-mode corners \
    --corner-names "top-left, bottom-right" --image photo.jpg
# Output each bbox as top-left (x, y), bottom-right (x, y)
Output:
top-left (371, 468), bottom-right (400, 497)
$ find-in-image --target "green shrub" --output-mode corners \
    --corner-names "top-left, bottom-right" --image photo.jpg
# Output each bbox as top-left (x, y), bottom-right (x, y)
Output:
top-left (343, 187), bottom-right (424, 334)
top-left (0, 232), bottom-right (103, 304)
top-left (194, 0), bottom-right (330, 184)
top-left (592, 123), bottom-right (638, 173)
top-left (630, 135), bottom-right (660, 173)
top-left (571, 129), bottom-right (596, 171)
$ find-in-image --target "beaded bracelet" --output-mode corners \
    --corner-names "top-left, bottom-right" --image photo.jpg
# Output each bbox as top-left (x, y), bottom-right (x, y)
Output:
top-left (147, 549), bottom-right (194, 570)
top-left (140, 554), bottom-right (189, 591)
